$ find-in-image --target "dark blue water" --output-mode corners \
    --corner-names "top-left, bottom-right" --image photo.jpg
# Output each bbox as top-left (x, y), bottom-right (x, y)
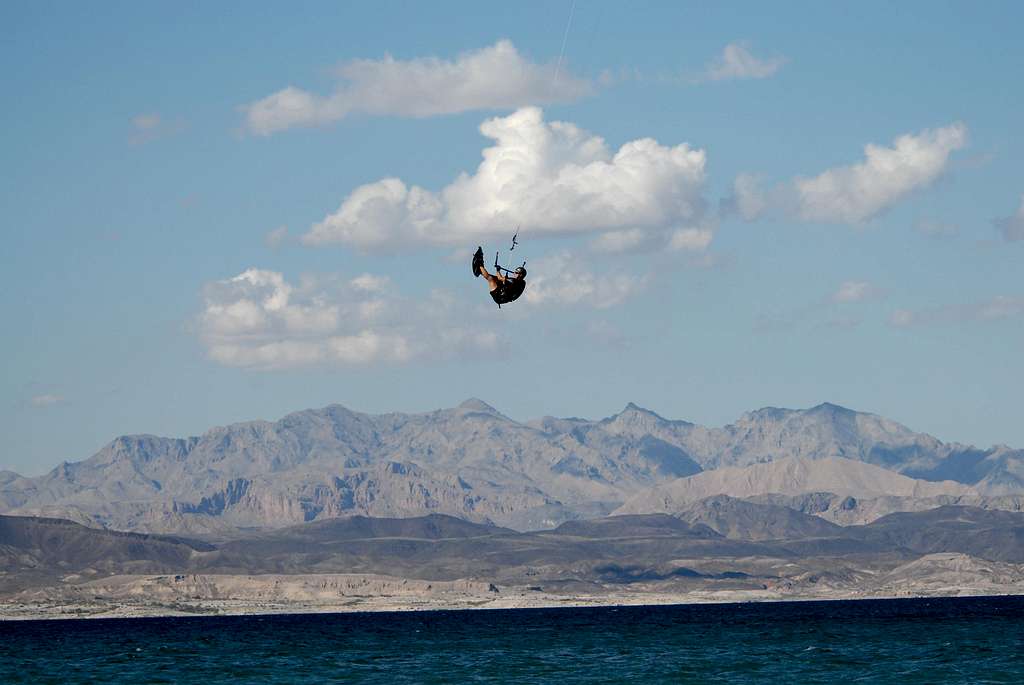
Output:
top-left (3, 596), bottom-right (1023, 683)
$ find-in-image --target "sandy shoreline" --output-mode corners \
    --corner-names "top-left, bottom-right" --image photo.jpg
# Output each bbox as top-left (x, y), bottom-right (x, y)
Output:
top-left (6, 555), bottom-right (1024, 622)
top-left (3, 585), bottom-right (1020, 622)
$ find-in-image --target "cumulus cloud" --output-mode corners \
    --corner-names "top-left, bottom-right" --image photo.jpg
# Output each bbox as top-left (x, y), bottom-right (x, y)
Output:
top-left (701, 42), bottom-right (787, 82)
top-left (994, 195), bottom-right (1024, 242)
top-left (522, 252), bottom-right (647, 309)
top-left (831, 280), bottom-right (885, 303)
top-left (197, 269), bottom-right (498, 369)
top-left (304, 107), bottom-right (710, 253)
top-left (889, 295), bottom-right (1024, 327)
top-left (242, 40), bottom-right (592, 135)
top-left (794, 123), bottom-right (967, 223)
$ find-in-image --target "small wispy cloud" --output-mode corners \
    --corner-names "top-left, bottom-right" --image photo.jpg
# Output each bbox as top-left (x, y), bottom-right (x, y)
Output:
top-left (831, 280), bottom-right (886, 304)
top-left (728, 123), bottom-right (968, 225)
top-left (794, 123), bottom-right (967, 224)
top-left (264, 226), bottom-right (290, 249)
top-left (668, 226), bottom-right (716, 252)
top-left (241, 40), bottom-right (592, 136)
top-left (699, 42), bottom-right (788, 83)
top-left (721, 173), bottom-right (771, 221)
top-left (133, 113), bottom-right (161, 130)
top-left (889, 295), bottom-right (1024, 327)
top-left (129, 112), bottom-right (185, 145)
top-left (755, 280), bottom-right (886, 333)
top-left (30, 394), bottom-right (66, 408)
top-left (349, 274), bottom-right (391, 293)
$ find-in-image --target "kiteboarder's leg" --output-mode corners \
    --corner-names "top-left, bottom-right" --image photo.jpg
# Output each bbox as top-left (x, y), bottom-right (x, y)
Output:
top-left (479, 265), bottom-right (503, 292)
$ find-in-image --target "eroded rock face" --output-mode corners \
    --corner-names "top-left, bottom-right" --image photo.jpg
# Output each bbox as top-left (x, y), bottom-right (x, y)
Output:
top-left (2, 400), bottom-right (1022, 534)
top-left (614, 456), bottom-right (980, 518)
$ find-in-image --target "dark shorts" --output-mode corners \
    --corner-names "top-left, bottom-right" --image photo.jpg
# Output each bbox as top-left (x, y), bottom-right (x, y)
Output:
top-left (490, 279), bottom-right (525, 306)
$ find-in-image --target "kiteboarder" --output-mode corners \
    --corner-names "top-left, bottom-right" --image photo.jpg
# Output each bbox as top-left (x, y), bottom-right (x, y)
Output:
top-left (473, 246), bottom-right (526, 308)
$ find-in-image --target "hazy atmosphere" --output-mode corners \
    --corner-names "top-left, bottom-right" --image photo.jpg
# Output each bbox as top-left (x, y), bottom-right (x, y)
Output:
top-left (6, 7), bottom-right (1024, 672)
top-left (3, 1), bottom-right (1023, 477)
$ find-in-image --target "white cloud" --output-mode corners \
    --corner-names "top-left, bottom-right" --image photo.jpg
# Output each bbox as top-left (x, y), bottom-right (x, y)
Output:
top-left (889, 295), bottom-right (1024, 327)
top-left (304, 107), bottom-right (710, 253)
top-left (726, 124), bottom-right (967, 226)
top-left (198, 269), bottom-right (497, 369)
top-left (523, 252), bottom-right (646, 309)
top-left (242, 40), bottom-right (592, 135)
top-left (995, 195), bottom-right (1024, 242)
top-left (832, 280), bottom-right (885, 303)
top-left (794, 123), bottom-right (967, 223)
top-left (30, 394), bottom-right (66, 408)
top-left (702, 42), bottom-right (787, 82)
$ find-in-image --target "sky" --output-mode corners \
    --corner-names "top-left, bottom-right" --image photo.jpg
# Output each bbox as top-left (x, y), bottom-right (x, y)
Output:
top-left (3, 1), bottom-right (1023, 476)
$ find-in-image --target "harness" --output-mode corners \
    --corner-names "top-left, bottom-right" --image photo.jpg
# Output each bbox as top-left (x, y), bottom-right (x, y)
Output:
top-left (489, 229), bottom-right (527, 308)
top-left (490, 278), bottom-right (525, 307)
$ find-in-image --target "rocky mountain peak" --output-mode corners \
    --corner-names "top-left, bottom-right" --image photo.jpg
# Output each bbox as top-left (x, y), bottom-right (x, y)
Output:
top-left (598, 402), bottom-right (669, 435)
top-left (737, 406), bottom-right (796, 423)
top-left (456, 398), bottom-right (500, 414)
top-left (606, 402), bottom-right (664, 423)
top-left (808, 401), bottom-right (851, 414)
top-left (3, 399), bottom-right (1022, 536)
top-left (736, 402), bottom-right (857, 431)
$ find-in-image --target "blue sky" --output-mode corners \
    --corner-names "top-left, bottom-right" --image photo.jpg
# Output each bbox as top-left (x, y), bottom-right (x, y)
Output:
top-left (3, 1), bottom-right (1023, 476)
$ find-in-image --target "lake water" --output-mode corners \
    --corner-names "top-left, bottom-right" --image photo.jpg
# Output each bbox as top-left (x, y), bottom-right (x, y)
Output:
top-left (2, 596), bottom-right (1023, 683)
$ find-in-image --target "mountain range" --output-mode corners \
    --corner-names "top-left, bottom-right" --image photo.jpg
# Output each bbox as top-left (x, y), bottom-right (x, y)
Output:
top-left (2, 399), bottom-right (1022, 536)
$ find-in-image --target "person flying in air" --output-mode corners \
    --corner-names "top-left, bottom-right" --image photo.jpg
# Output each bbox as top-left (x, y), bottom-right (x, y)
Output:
top-left (473, 246), bottom-right (526, 307)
